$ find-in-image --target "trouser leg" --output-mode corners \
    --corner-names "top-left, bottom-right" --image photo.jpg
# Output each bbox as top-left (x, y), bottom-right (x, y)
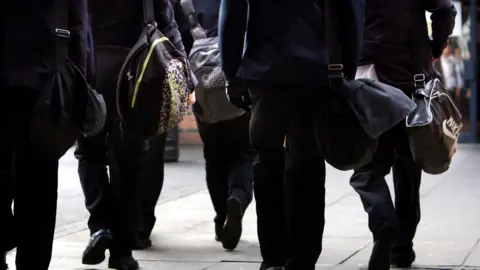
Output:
top-left (249, 87), bottom-right (289, 267)
top-left (138, 133), bottom-right (167, 239)
top-left (75, 130), bottom-right (111, 234)
top-left (284, 88), bottom-right (326, 270)
top-left (12, 89), bottom-right (59, 270)
top-left (391, 125), bottom-right (422, 262)
top-left (350, 129), bottom-right (398, 239)
top-left (225, 113), bottom-right (255, 211)
top-left (107, 128), bottom-right (147, 255)
top-left (197, 118), bottom-right (230, 226)
top-left (0, 86), bottom-right (14, 252)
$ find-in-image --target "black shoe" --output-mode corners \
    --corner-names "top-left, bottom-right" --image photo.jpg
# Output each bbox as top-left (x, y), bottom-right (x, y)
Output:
top-left (108, 255), bottom-right (139, 270)
top-left (133, 237), bottom-right (152, 250)
top-left (391, 249), bottom-right (416, 268)
top-left (221, 197), bottom-right (243, 250)
top-left (369, 238), bottom-right (394, 270)
top-left (82, 229), bottom-right (113, 265)
top-left (1, 253), bottom-right (7, 270)
top-left (260, 263), bottom-right (284, 270)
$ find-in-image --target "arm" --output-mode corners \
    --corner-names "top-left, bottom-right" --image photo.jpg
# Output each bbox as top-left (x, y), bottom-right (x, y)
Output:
top-left (426, 0), bottom-right (456, 58)
top-left (68, 0), bottom-right (88, 77)
top-left (171, 0), bottom-right (194, 54)
top-left (154, 0), bottom-right (187, 54)
top-left (335, 0), bottom-right (365, 79)
top-left (218, 0), bottom-right (248, 81)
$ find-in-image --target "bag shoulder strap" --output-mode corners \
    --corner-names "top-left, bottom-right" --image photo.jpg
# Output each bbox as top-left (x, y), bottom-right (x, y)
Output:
top-left (323, 0), bottom-right (345, 86)
top-left (143, 0), bottom-right (156, 26)
top-left (180, 0), bottom-right (207, 39)
top-left (55, 0), bottom-right (70, 69)
top-left (409, 0), bottom-right (428, 88)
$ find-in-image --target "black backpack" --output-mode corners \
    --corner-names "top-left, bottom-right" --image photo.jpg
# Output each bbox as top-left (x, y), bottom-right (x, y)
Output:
top-left (180, 0), bottom-right (245, 123)
top-left (116, 0), bottom-right (194, 140)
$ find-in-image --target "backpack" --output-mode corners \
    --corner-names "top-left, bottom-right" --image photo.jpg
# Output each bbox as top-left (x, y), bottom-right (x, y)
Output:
top-left (180, 0), bottom-right (245, 123)
top-left (116, 0), bottom-right (194, 140)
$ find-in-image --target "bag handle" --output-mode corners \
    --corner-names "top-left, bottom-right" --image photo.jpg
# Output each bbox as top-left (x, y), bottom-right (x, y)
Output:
top-left (180, 0), bottom-right (207, 39)
top-left (323, 0), bottom-right (345, 89)
top-left (143, 0), bottom-right (156, 26)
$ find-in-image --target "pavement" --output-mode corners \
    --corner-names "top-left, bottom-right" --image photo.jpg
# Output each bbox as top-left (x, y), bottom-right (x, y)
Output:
top-left (5, 145), bottom-right (480, 270)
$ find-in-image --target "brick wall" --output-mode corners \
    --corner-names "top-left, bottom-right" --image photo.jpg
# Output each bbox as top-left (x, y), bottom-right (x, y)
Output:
top-left (179, 109), bottom-right (202, 145)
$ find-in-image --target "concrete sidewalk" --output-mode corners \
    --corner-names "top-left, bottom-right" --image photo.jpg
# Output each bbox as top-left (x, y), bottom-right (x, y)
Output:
top-left (6, 145), bottom-right (480, 269)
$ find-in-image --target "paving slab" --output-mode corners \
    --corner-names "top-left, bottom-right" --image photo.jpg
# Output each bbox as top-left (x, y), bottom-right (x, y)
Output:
top-left (415, 176), bottom-right (480, 240)
top-left (205, 262), bottom-right (332, 270)
top-left (6, 146), bottom-right (480, 269)
top-left (344, 239), bottom-right (478, 267)
top-left (464, 240), bottom-right (480, 266)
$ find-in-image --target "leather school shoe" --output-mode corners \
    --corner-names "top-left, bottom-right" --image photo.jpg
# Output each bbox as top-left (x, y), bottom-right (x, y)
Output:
top-left (391, 249), bottom-right (416, 268)
top-left (108, 255), bottom-right (139, 270)
top-left (368, 228), bottom-right (396, 270)
top-left (221, 197), bottom-right (243, 250)
top-left (133, 238), bottom-right (152, 250)
top-left (82, 229), bottom-right (113, 265)
top-left (260, 263), bottom-right (284, 270)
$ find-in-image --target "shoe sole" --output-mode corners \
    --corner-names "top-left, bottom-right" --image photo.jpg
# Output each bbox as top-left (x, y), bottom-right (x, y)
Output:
top-left (133, 239), bottom-right (152, 250)
top-left (222, 198), bottom-right (243, 251)
top-left (82, 236), bottom-right (112, 265)
top-left (108, 260), bottom-right (140, 270)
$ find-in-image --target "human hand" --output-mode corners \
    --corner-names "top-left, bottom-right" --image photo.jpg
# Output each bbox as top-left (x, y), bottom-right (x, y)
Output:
top-left (189, 91), bottom-right (196, 105)
top-left (226, 79), bottom-right (251, 111)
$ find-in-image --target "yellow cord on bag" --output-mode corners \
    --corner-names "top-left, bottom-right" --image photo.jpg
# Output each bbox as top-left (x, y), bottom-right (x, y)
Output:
top-left (131, 36), bottom-right (169, 108)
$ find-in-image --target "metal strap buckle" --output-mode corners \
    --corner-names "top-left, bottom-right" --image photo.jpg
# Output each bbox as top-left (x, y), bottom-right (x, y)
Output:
top-left (55, 28), bottom-right (70, 39)
top-left (414, 74), bottom-right (425, 88)
top-left (328, 64), bottom-right (344, 80)
top-left (328, 64), bottom-right (344, 71)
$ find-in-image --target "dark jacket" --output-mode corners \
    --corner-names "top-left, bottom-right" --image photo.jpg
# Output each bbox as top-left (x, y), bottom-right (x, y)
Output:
top-left (359, 0), bottom-right (456, 90)
top-left (219, 0), bottom-right (364, 86)
top-left (88, 0), bottom-right (186, 54)
top-left (84, 14), bottom-right (96, 87)
top-left (1, 0), bottom-right (89, 91)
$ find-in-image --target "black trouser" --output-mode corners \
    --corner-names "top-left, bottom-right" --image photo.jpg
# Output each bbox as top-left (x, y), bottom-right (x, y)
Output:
top-left (248, 84), bottom-right (326, 270)
top-left (350, 122), bottom-right (422, 258)
top-left (136, 133), bottom-right (167, 239)
top-left (196, 113), bottom-right (254, 226)
top-left (76, 122), bottom-right (159, 255)
top-left (76, 126), bottom-right (167, 249)
top-left (0, 88), bottom-right (59, 270)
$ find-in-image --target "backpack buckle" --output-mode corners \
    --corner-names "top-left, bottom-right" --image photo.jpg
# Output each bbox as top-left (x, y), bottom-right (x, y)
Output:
top-left (414, 74), bottom-right (425, 88)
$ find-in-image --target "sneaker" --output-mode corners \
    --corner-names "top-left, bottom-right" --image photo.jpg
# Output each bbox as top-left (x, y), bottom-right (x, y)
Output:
top-left (221, 197), bottom-right (243, 250)
top-left (82, 229), bottom-right (113, 265)
top-left (108, 255), bottom-right (139, 270)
